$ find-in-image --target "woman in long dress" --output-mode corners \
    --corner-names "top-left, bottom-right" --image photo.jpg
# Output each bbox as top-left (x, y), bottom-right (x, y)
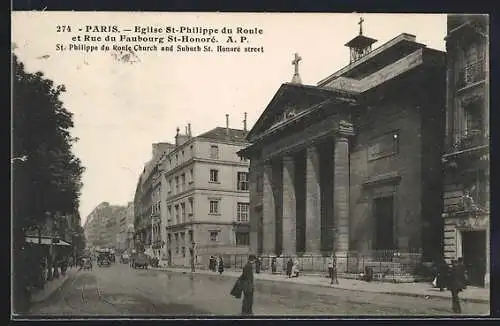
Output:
top-left (291, 259), bottom-right (300, 277)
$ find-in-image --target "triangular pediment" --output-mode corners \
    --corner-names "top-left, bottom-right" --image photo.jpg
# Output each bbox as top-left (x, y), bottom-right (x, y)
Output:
top-left (247, 83), bottom-right (355, 142)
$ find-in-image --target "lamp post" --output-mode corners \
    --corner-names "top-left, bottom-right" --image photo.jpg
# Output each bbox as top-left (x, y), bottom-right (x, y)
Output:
top-left (191, 241), bottom-right (196, 272)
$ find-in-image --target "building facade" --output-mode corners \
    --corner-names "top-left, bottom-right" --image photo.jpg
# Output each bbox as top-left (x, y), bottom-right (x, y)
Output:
top-left (116, 203), bottom-right (134, 252)
top-left (83, 202), bottom-right (126, 249)
top-left (442, 14), bottom-right (489, 287)
top-left (160, 118), bottom-right (251, 267)
top-left (239, 27), bottom-right (446, 273)
top-left (134, 143), bottom-right (175, 254)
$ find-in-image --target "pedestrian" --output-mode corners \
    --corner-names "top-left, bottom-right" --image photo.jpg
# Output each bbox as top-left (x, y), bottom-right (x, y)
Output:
top-left (211, 256), bottom-right (217, 272)
top-left (286, 258), bottom-right (293, 278)
top-left (209, 256), bottom-right (214, 271)
top-left (447, 259), bottom-right (466, 313)
top-left (255, 257), bottom-right (261, 274)
top-left (292, 259), bottom-right (300, 277)
top-left (327, 254), bottom-right (334, 279)
top-left (218, 256), bottom-right (225, 275)
top-left (436, 257), bottom-right (449, 292)
top-left (271, 257), bottom-right (277, 274)
top-left (239, 254), bottom-right (256, 315)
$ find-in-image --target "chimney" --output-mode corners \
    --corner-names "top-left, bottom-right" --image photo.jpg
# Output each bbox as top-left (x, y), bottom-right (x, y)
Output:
top-left (226, 114), bottom-right (230, 137)
top-left (175, 127), bottom-right (180, 146)
top-left (185, 125), bottom-right (188, 135)
top-left (188, 123), bottom-right (192, 136)
top-left (243, 112), bottom-right (247, 132)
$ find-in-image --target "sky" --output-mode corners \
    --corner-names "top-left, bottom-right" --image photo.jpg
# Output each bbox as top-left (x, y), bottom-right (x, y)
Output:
top-left (12, 12), bottom-right (447, 225)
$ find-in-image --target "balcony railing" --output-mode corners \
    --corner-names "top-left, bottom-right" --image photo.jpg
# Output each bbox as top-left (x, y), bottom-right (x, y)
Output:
top-left (457, 60), bottom-right (486, 89)
top-left (451, 130), bottom-right (488, 153)
top-left (443, 190), bottom-right (489, 215)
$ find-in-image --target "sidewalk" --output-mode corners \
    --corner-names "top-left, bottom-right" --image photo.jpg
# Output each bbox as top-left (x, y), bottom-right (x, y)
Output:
top-left (152, 266), bottom-right (490, 304)
top-left (30, 267), bottom-right (77, 304)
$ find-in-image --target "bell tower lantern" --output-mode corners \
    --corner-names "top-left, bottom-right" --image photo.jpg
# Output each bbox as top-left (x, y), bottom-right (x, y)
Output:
top-left (345, 17), bottom-right (377, 64)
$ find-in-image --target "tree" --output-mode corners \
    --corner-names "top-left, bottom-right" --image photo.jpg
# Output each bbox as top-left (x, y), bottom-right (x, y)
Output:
top-left (12, 54), bottom-right (84, 313)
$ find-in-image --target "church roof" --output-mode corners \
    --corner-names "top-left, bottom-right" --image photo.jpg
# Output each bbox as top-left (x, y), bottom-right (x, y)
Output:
top-left (318, 33), bottom-right (427, 84)
top-left (245, 83), bottom-right (356, 142)
top-left (197, 127), bottom-right (249, 143)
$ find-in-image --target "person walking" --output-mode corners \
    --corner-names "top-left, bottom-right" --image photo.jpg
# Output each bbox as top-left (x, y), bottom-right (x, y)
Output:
top-left (291, 258), bottom-right (300, 277)
top-left (327, 255), bottom-right (334, 279)
top-left (286, 258), bottom-right (294, 278)
top-left (218, 256), bottom-right (225, 275)
top-left (436, 257), bottom-right (449, 292)
top-left (448, 259), bottom-right (466, 313)
top-left (271, 257), bottom-right (277, 274)
top-left (239, 254), bottom-right (256, 316)
top-left (209, 256), bottom-right (215, 272)
top-left (328, 254), bottom-right (339, 285)
top-left (255, 257), bottom-right (261, 274)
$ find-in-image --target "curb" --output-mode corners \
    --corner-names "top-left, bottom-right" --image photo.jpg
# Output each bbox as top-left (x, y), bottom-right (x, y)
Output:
top-left (30, 270), bottom-right (74, 304)
top-left (152, 267), bottom-right (489, 304)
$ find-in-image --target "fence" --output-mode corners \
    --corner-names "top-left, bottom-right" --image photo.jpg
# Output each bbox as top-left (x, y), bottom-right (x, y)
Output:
top-left (188, 250), bottom-right (423, 278)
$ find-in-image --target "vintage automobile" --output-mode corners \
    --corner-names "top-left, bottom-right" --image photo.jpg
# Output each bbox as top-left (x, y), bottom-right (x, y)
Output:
top-left (97, 250), bottom-right (112, 267)
top-left (132, 253), bottom-right (148, 269)
top-left (120, 253), bottom-right (130, 264)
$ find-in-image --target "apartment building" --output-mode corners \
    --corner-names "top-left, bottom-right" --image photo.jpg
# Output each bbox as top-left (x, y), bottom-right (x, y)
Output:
top-left (160, 115), bottom-right (251, 267)
top-left (442, 14), bottom-right (489, 287)
top-left (134, 143), bottom-right (175, 254)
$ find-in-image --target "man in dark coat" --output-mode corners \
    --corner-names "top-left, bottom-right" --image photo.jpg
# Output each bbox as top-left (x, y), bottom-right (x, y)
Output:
top-left (209, 256), bottom-right (215, 272)
top-left (448, 259), bottom-right (467, 313)
top-left (286, 258), bottom-right (294, 278)
top-left (218, 256), bottom-right (225, 275)
top-left (239, 254), bottom-right (256, 315)
top-left (436, 257), bottom-right (449, 292)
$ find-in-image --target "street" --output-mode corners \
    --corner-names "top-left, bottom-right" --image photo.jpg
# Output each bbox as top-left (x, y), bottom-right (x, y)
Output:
top-left (28, 263), bottom-right (489, 316)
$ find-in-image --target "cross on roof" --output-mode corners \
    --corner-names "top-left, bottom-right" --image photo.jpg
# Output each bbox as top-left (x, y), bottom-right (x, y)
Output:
top-left (358, 17), bottom-right (364, 35)
top-left (292, 52), bottom-right (302, 74)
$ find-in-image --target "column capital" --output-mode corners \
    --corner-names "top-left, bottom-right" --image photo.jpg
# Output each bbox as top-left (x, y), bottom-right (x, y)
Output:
top-left (335, 136), bottom-right (349, 143)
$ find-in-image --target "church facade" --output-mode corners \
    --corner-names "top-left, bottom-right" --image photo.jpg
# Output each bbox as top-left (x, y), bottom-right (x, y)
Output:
top-left (239, 26), bottom-right (446, 269)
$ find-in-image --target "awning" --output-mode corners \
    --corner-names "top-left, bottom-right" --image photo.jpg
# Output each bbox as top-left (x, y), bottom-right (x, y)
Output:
top-left (25, 236), bottom-right (72, 246)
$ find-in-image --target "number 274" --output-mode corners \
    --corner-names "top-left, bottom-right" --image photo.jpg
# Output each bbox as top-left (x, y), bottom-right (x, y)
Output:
top-left (57, 25), bottom-right (72, 32)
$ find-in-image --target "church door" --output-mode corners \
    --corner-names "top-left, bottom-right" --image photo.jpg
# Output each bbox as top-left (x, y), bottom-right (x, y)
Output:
top-left (374, 196), bottom-right (395, 251)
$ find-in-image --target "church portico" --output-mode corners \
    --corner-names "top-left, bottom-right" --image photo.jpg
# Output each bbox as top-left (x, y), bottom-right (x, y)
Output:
top-left (242, 110), bottom-right (356, 257)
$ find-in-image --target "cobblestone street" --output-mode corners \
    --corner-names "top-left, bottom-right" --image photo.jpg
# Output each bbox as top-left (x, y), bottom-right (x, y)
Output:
top-left (28, 263), bottom-right (489, 316)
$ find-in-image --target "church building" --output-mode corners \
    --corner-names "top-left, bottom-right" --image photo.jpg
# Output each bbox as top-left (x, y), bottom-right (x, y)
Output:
top-left (238, 19), bottom-right (446, 270)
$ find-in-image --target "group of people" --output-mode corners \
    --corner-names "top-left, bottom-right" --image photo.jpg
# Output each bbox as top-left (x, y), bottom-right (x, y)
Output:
top-left (229, 253), bottom-right (470, 315)
top-left (208, 255), bottom-right (225, 274)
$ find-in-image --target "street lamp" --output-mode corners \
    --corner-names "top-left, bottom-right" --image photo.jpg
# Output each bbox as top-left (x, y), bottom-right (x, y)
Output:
top-left (11, 155), bottom-right (28, 163)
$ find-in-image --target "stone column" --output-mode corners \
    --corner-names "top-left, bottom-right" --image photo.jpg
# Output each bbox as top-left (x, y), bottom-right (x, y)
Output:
top-left (333, 137), bottom-right (350, 254)
top-left (282, 155), bottom-right (296, 256)
top-left (248, 161), bottom-right (260, 254)
top-left (262, 162), bottom-right (276, 255)
top-left (305, 145), bottom-right (321, 254)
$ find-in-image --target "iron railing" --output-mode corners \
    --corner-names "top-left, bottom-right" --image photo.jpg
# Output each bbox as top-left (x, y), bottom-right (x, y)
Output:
top-left (457, 60), bottom-right (486, 89)
top-left (451, 130), bottom-right (488, 152)
top-left (185, 250), bottom-right (423, 279)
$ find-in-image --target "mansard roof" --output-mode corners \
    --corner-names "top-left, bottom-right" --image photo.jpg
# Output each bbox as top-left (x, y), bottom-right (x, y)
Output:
top-left (197, 127), bottom-right (249, 143)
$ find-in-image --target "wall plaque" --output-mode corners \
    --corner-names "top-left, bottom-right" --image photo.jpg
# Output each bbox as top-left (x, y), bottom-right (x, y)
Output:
top-left (368, 131), bottom-right (399, 161)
